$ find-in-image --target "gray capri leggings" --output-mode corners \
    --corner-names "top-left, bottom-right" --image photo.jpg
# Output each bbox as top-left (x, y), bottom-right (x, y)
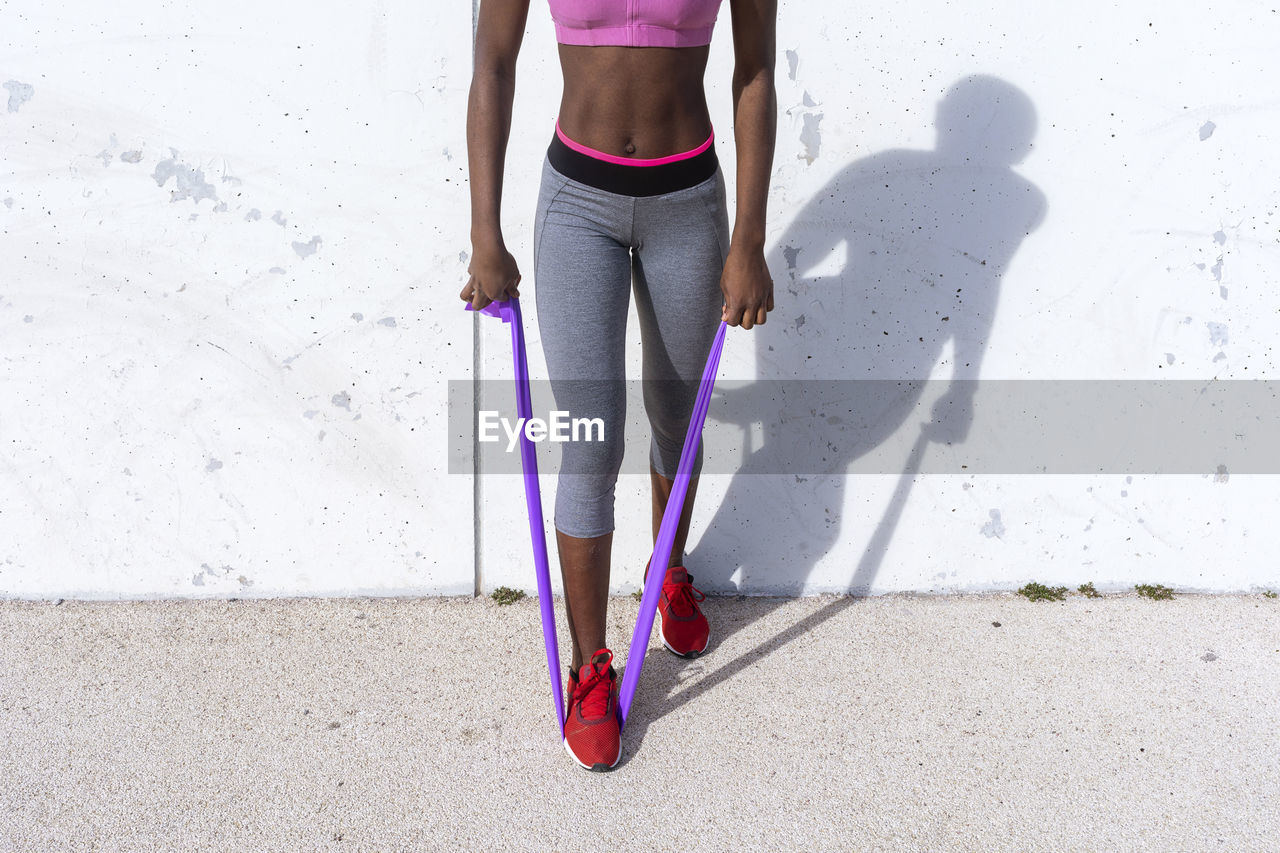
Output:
top-left (532, 132), bottom-right (730, 539)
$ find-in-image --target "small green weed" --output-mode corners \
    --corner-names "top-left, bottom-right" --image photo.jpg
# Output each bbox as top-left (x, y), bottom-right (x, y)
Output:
top-left (1077, 582), bottom-right (1101, 598)
top-left (632, 589), bottom-right (644, 602)
top-left (1262, 590), bottom-right (1277, 599)
top-left (1134, 583), bottom-right (1175, 600)
top-left (490, 586), bottom-right (526, 606)
top-left (1017, 581), bottom-right (1068, 602)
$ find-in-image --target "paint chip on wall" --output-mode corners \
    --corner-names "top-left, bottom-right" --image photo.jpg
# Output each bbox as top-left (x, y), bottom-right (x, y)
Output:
top-left (1205, 322), bottom-right (1229, 347)
top-left (981, 509), bottom-right (1006, 539)
top-left (153, 149), bottom-right (219, 204)
top-left (3, 79), bottom-right (34, 112)
top-left (292, 236), bottom-right (322, 258)
top-left (799, 113), bottom-right (823, 165)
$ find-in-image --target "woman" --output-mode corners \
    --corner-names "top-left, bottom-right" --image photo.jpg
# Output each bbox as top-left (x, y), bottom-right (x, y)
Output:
top-left (461, 0), bottom-right (776, 771)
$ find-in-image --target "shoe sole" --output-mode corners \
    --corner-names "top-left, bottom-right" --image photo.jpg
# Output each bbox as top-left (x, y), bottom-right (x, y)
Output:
top-left (563, 733), bottom-right (622, 772)
top-left (661, 626), bottom-right (711, 659)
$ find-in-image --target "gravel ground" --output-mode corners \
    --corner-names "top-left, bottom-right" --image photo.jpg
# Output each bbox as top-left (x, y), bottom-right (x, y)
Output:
top-left (1, 593), bottom-right (1277, 852)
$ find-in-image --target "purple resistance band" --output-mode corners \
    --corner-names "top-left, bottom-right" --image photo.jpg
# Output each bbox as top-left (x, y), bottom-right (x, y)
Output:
top-left (467, 296), bottom-right (564, 735)
top-left (618, 320), bottom-right (727, 729)
top-left (469, 296), bottom-right (729, 734)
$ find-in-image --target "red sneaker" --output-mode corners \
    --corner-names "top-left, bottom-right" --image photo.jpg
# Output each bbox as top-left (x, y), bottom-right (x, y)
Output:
top-left (562, 648), bottom-right (621, 771)
top-left (657, 566), bottom-right (709, 658)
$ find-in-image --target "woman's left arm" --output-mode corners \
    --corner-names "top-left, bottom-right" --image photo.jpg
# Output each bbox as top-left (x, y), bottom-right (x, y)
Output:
top-left (721, 0), bottom-right (778, 330)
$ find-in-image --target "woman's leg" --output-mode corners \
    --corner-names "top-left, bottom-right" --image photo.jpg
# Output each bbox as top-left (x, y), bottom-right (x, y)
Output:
top-left (650, 464), bottom-right (700, 570)
top-left (532, 161), bottom-right (634, 671)
top-left (632, 169), bottom-right (730, 567)
top-left (554, 529), bottom-right (612, 671)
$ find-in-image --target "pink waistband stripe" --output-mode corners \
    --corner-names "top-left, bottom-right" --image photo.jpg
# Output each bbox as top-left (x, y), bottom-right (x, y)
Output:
top-left (554, 119), bottom-right (714, 166)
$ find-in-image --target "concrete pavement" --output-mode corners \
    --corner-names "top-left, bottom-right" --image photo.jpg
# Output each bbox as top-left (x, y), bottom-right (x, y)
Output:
top-left (2, 593), bottom-right (1277, 851)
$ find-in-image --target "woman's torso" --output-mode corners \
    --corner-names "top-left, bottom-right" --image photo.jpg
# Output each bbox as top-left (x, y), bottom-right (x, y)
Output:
top-left (551, 0), bottom-right (718, 159)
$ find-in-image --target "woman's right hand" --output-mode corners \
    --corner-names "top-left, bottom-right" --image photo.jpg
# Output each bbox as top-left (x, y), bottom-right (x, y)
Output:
top-left (461, 238), bottom-right (521, 311)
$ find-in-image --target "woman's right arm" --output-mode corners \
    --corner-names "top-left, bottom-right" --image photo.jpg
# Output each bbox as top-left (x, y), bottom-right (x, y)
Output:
top-left (461, 0), bottom-right (532, 310)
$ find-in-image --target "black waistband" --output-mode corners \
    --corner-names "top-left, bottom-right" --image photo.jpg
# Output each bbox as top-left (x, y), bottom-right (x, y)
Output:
top-left (546, 131), bottom-right (719, 197)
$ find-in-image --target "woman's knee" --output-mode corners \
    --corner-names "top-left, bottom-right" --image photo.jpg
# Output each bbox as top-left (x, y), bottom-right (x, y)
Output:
top-left (554, 475), bottom-right (619, 538)
top-left (554, 427), bottom-right (626, 536)
top-left (650, 433), bottom-right (704, 481)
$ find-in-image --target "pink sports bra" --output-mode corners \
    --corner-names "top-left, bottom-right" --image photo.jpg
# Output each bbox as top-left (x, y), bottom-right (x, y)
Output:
top-left (548, 0), bottom-right (723, 48)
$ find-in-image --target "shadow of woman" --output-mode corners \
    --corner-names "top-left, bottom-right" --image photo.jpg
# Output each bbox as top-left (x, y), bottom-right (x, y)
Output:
top-left (622, 74), bottom-right (1047, 750)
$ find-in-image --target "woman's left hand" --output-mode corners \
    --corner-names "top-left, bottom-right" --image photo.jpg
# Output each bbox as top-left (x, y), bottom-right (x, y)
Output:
top-left (720, 245), bottom-right (774, 329)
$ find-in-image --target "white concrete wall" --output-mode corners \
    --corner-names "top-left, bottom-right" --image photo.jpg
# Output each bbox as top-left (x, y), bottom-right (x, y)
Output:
top-left (4, 1), bottom-right (1278, 598)
top-left (1, 1), bottom-right (475, 597)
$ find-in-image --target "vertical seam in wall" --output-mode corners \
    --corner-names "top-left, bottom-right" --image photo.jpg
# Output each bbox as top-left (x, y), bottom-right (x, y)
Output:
top-left (471, 0), bottom-right (482, 598)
